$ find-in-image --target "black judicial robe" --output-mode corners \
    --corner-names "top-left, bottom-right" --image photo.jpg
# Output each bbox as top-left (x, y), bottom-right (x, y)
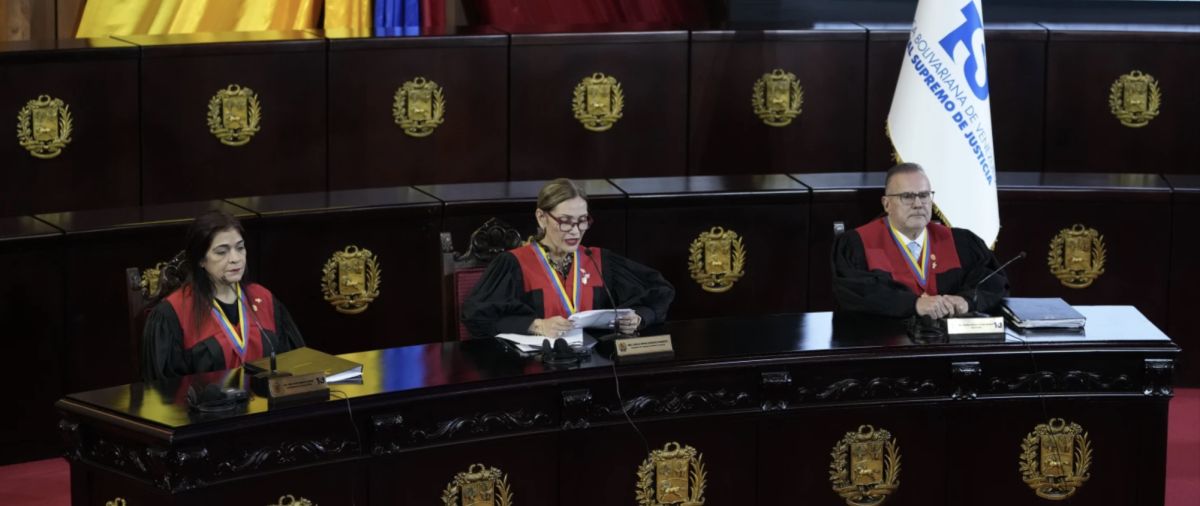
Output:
top-left (461, 244), bottom-right (675, 338)
top-left (141, 284), bottom-right (305, 382)
top-left (832, 218), bottom-right (1009, 318)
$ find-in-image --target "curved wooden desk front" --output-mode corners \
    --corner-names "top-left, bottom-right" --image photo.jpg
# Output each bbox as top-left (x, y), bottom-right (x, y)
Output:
top-left (57, 306), bottom-right (1176, 506)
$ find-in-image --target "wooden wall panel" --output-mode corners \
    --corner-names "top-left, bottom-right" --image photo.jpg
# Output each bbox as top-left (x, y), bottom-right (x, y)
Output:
top-left (1043, 26), bottom-right (1200, 173)
top-left (614, 175), bottom-right (811, 320)
top-left (232, 189), bottom-right (445, 354)
top-left (506, 26), bottom-right (688, 181)
top-left (125, 31), bottom-right (329, 205)
top-left (326, 28), bottom-right (508, 189)
top-left (57, 0), bottom-right (87, 39)
top-left (0, 39), bottom-right (141, 217)
top-left (689, 26), bottom-right (867, 175)
top-left (5, 0), bottom-right (55, 41)
top-left (994, 173), bottom-right (1172, 330)
top-left (1165, 174), bottom-right (1200, 387)
top-left (0, 218), bottom-right (64, 465)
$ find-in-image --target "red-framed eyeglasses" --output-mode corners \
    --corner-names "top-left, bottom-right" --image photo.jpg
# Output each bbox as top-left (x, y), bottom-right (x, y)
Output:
top-left (546, 213), bottom-right (593, 232)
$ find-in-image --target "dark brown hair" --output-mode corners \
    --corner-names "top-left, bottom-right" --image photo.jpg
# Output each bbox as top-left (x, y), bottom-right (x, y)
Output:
top-left (532, 178), bottom-right (588, 242)
top-left (157, 210), bottom-right (247, 336)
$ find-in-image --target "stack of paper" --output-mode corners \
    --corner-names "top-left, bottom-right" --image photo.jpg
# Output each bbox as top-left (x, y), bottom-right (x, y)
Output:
top-left (494, 309), bottom-right (632, 353)
top-left (569, 309), bottom-right (634, 329)
top-left (496, 329), bottom-right (583, 352)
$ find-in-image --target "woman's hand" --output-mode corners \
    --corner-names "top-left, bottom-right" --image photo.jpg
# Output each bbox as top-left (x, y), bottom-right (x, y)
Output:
top-left (611, 313), bottom-right (642, 335)
top-left (531, 316), bottom-right (575, 337)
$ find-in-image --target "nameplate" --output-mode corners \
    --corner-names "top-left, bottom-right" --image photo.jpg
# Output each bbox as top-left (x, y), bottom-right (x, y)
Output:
top-left (615, 334), bottom-right (674, 357)
top-left (947, 316), bottom-right (1006, 335)
top-left (268, 371), bottom-right (328, 398)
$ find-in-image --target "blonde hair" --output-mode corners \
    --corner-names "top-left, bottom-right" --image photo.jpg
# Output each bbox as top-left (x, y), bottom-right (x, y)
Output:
top-left (532, 178), bottom-right (588, 242)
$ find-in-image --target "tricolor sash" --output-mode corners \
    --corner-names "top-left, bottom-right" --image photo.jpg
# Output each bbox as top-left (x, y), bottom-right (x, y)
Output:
top-left (211, 283), bottom-right (249, 356)
top-left (886, 218), bottom-right (929, 288)
top-left (533, 243), bottom-right (580, 315)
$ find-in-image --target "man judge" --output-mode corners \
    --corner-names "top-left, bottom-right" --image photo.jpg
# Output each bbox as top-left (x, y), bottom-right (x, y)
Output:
top-left (832, 163), bottom-right (1008, 319)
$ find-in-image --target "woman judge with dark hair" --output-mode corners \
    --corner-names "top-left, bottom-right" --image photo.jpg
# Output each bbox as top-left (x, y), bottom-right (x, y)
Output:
top-left (141, 210), bottom-right (304, 382)
top-left (461, 179), bottom-right (675, 339)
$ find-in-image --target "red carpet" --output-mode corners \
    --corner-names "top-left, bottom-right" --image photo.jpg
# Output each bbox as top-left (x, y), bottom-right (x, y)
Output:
top-left (2, 389), bottom-right (1198, 505)
top-left (1168, 388), bottom-right (1200, 505)
top-left (0, 458), bottom-right (68, 506)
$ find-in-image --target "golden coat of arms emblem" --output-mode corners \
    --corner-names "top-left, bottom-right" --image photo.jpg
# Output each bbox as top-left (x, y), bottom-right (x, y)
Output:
top-left (573, 72), bottom-right (624, 132)
top-left (268, 496), bottom-right (315, 506)
top-left (1048, 224), bottom-right (1107, 289)
top-left (16, 95), bottom-right (73, 159)
top-left (393, 77), bottom-right (446, 138)
top-left (1109, 70), bottom-right (1161, 128)
top-left (751, 69), bottom-right (804, 127)
top-left (207, 84), bottom-right (262, 146)
top-left (321, 246), bottom-right (382, 314)
top-left (829, 425), bottom-right (901, 506)
top-left (636, 442), bottom-right (707, 506)
top-left (105, 499), bottom-right (126, 506)
top-left (1020, 418), bottom-right (1093, 500)
top-left (688, 227), bottom-right (746, 293)
top-left (440, 464), bottom-right (513, 506)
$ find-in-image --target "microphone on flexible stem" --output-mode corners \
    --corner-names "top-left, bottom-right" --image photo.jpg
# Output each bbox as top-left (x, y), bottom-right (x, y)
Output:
top-left (584, 248), bottom-right (625, 353)
top-left (913, 251), bottom-right (1026, 340)
top-left (971, 251), bottom-right (1025, 309)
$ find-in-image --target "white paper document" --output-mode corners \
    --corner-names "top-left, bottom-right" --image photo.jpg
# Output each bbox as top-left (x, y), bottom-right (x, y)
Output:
top-left (496, 328), bottom-right (584, 352)
top-left (569, 309), bottom-right (634, 329)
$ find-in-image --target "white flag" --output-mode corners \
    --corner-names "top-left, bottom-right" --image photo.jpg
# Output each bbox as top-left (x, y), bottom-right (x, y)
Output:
top-left (888, 0), bottom-right (999, 246)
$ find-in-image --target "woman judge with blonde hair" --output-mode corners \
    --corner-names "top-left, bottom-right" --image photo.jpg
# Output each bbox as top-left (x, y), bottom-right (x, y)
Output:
top-left (461, 179), bottom-right (675, 339)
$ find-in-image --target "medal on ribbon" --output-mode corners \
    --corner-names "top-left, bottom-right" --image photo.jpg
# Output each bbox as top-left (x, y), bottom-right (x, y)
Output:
top-left (534, 244), bottom-right (580, 315)
top-left (212, 283), bottom-right (249, 355)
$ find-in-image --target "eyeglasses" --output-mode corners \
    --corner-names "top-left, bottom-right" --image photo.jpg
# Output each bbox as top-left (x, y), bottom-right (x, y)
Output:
top-left (546, 213), bottom-right (593, 232)
top-left (885, 191), bottom-right (935, 205)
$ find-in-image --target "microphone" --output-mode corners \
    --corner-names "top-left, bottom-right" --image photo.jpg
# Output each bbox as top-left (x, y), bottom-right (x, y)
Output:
top-left (972, 251), bottom-right (1025, 308)
top-left (224, 275), bottom-right (276, 371)
top-left (584, 248), bottom-right (625, 344)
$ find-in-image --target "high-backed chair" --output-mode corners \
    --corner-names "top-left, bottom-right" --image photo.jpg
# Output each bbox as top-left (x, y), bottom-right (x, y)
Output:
top-left (441, 218), bottom-right (523, 341)
top-left (125, 251), bottom-right (185, 376)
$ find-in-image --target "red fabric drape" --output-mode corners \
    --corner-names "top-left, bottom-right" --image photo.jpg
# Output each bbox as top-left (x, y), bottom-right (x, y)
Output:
top-left (475, 0), bottom-right (707, 25)
top-left (422, 0), bottom-right (446, 28)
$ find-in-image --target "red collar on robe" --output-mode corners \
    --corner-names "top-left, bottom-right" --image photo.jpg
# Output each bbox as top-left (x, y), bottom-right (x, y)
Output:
top-left (166, 283), bottom-right (277, 369)
top-left (855, 218), bottom-right (961, 295)
top-left (510, 243), bottom-right (603, 319)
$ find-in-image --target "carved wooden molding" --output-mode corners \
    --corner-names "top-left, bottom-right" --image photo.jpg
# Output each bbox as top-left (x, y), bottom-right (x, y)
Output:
top-left (951, 362), bottom-right (982, 401)
top-left (987, 370), bottom-right (1133, 394)
top-left (796, 376), bottom-right (939, 402)
top-left (596, 388), bottom-right (751, 418)
top-left (1144, 359), bottom-right (1175, 397)
top-left (58, 418), bottom-right (83, 461)
top-left (760, 372), bottom-right (792, 411)
top-left (215, 437), bottom-right (358, 476)
top-left (562, 389), bottom-right (594, 430)
top-left (146, 446), bottom-right (209, 492)
top-left (92, 438), bottom-right (149, 476)
top-left (411, 411), bottom-right (553, 441)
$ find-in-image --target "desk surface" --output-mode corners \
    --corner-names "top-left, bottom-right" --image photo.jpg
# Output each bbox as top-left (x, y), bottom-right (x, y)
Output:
top-left (64, 306), bottom-right (1172, 430)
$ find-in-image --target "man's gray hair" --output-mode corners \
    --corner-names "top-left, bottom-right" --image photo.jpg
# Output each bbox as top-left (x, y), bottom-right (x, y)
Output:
top-left (885, 163), bottom-right (926, 192)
